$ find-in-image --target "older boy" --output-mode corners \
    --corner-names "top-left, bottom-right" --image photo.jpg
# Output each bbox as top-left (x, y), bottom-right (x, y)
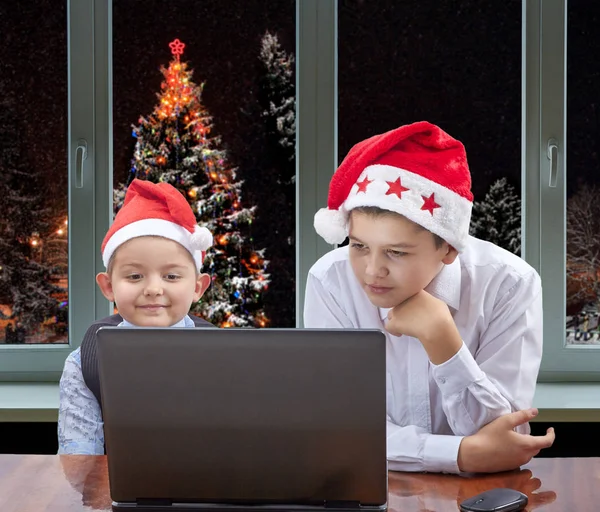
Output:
top-left (305, 121), bottom-right (554, 473)
top-left (58, 179), bottom-right (213, 454)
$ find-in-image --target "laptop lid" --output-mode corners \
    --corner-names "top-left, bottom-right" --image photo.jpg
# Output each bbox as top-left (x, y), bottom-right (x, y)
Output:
top-left (96, 328), bottom-right (387, 509)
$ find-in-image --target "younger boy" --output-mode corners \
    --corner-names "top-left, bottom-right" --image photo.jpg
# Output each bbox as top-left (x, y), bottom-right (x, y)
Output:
top-left (305, 121), bottom-right (555, 474)
top-left (58, 179), bottom-right (213, 455)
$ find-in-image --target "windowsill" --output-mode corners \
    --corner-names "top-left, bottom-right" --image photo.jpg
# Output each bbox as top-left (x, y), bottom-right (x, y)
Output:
top-left (531, 383), bottom-right (600, 422)
top-left (0, 383), bottom-right (60, 422)
top-left (1, 382), bottom-right (600, 422)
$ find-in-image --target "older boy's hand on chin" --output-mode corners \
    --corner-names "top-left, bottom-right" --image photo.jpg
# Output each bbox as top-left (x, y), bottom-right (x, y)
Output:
top-left (458, 408), bottom-right (556, 473)
top-left (385, 290), bottom-right (463, 365)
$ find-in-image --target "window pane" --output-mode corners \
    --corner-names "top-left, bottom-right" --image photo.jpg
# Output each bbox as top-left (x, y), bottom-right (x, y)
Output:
top-left (566, 3), bottom-right (600, 347)
top-left (112, 0), bottom-right (296, 327)
top-left (0, 2), bottom-right (68, 345)
top-left (339, 0), bottom-right (522, 256)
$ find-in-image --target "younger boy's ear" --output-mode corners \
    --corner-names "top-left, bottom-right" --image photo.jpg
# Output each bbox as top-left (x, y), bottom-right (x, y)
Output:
top-left (194, 273), bottom-right (212, 302)
top-left (441, 245), bottom-right (459, 265)
top-left (96, 272), bottom-right (115, 302)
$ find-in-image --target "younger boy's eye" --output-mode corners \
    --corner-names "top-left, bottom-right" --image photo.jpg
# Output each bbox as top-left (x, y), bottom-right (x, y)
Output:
top-left (165, 273), bottom-right (181, 281)
top-left (126, 273), bottom-right (143, 281)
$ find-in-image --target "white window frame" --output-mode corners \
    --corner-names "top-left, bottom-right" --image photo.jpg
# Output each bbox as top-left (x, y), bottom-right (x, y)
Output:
top-left (8, 0), bottom-right (592, 383)
top-left (296, 0), bottom-right (338, 326)
top-left (526, 0), bottom-right (600, 381)
top-left (0, 0), bottom-right (112, 382)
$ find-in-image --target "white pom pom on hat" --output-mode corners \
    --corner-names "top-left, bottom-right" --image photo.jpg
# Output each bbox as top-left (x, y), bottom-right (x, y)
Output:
top-left (313, 207), bottom-right (348, 245)
top-left (190, 225), bottom-right (213, 251)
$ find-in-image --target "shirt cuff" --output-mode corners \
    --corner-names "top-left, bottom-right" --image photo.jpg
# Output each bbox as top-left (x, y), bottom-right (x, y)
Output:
top-left (423, 434), bottom-right (463, 474)
top-left (431, 342), bottom-right (486, 397)
top-left (58, 441), bottom-right (104, 455)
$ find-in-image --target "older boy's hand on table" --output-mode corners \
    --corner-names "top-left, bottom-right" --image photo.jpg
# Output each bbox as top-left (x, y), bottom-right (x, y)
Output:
top-left (385, 290), bottom-right (463, 364)
top-left (457, 409), bottom-right (555, 473)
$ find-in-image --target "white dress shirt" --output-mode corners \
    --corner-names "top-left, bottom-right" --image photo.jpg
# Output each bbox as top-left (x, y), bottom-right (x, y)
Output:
top-left (57, 315), bottom-right (194, 455)
top-left (303, 236), bottom-right (542, 474)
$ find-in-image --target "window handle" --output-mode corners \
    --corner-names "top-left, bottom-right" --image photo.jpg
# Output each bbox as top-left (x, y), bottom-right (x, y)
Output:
top-left (75, 139), bottom-right (88, 189)
top-left (547, 138), bottom-right (558, 188)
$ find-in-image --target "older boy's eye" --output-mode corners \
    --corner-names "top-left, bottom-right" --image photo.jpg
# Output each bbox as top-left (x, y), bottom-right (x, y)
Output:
top-left (350, 242), bottom-right (366, 251)
top-left (387, 249), bottom-right (407, 258)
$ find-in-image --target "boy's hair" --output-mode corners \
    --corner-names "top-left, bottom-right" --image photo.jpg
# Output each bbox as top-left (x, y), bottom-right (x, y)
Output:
top-left (351, 206), bottom-right (445, 249)
top-left (106, 235), bottom-right (200, 276)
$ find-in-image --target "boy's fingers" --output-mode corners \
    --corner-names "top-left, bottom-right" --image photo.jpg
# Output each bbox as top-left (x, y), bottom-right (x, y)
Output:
top-left (525, 427), bottom-right (555, 451)
top-left (503, 408), bottom-right (539, 429)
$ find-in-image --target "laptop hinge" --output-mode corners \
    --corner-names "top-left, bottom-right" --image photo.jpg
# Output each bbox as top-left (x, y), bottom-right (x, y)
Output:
top-left (136, 498), bottom-right (173, 506)
top-left (324, 501), bottom-right (361, 509)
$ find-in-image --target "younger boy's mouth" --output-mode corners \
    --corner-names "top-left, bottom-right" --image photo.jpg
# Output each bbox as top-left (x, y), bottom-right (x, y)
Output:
top-left (137, 304), bottom-right (169, 310)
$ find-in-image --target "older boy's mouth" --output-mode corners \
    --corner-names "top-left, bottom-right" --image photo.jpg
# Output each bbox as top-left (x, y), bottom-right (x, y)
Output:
top-left (365, 284), bottom-right (393, 294)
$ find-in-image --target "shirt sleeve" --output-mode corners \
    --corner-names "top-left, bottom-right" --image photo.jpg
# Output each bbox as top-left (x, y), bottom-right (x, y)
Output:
top-left (303, 272), bottom-right (355, 328)
top-left (387, 417), bottom-right (464, 474)
top-left (57, 349), bottom-right (105, 455)
top-left (304, 269), bottom-right (465, 474)
top-left (430, 272), bottom-right (543, 436)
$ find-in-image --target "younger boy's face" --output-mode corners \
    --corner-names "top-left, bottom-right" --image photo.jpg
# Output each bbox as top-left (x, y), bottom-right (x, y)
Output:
top-left (348, 211), bottom-right (458, 309)
top-left (96, 236), bottom-right (210, 327)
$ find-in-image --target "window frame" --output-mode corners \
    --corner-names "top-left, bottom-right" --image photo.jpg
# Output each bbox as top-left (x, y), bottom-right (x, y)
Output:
top-left (6, 0), bottom-right (596, 382)
top-left (296, 0), bottom-right (338, 326)
top-left (0, 0), bottom-right (112, 382)
top-left (528, 0), bottom-right (600, 381)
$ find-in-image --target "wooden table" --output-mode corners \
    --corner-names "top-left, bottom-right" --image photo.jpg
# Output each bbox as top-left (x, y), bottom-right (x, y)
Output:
top-left (0, 455), bottom-right (597, 511)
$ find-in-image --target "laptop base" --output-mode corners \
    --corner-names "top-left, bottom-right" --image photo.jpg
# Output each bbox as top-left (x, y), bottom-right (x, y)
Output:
top-left (113, 501), bottom-right (387, 512)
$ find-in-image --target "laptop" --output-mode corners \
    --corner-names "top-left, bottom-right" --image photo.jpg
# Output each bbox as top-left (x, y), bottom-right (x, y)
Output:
top-left (96, 327), bottom-right (387, 512)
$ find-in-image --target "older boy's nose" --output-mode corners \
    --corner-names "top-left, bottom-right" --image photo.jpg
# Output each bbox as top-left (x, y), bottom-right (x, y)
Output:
top-left (365, 255), bottom-right (387, 278)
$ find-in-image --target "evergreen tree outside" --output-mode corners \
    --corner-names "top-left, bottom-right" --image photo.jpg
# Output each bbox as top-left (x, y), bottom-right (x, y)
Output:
top-left (470, 177), bottom-right (521, 255)
top-left (251, 31), bottom-right (295, 326)
top-left (259, 32), bottom-right (296, 166)
top-left (117, 39), bottom-right (269, 328)
top-left (0, 90), bottom-right (60, 335)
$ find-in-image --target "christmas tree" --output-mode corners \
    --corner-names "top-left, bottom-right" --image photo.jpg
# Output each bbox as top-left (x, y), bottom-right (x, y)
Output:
top-left (0, 89), bottom-right (60, 333)
top-left (470, 177), bottom-right (521, 255)
top-left (119, 39), bottom-right (269, 328)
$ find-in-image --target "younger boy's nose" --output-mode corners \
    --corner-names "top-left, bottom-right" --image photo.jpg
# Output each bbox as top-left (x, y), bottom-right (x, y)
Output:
top-left (144, 285), bottom-right (164, 296)
top-left (144, 277), bottom-right (164, 296)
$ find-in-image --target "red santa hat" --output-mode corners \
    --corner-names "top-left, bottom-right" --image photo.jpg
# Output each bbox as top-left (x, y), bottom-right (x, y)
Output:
top-left (314, 121), bottom-right (473, 252)
top-left (101, 179), bottom-right (213, 270)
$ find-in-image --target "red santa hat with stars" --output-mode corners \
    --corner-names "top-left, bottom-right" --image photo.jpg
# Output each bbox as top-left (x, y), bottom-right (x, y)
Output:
top-left (314, 121), bottom-right (473, 252)
top-left (101, 179), bottom-right (213, 270)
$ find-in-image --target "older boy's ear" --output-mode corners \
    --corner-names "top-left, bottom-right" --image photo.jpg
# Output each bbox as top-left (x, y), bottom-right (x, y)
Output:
top-left (441, 245), bottom-right (459, 265)
top-left (96, 272), bottom-right (115, 302)
top-left (194, 273), bottom-right (211, 301)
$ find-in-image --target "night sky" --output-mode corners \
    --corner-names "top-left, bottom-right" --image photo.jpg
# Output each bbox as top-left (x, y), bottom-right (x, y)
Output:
top-left (1, 0), bottom-right (599, 222)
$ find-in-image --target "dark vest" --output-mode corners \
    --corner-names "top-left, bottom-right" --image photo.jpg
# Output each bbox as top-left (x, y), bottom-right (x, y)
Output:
top-left (80, 314), bottom-right (214, 412)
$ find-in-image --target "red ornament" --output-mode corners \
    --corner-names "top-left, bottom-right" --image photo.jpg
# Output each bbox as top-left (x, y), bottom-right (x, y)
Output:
top-left (356, 176), bottom-right (373, 193)
top-left (169, 39), bottom-right (186, 59)
top-left (421, 193), bottom-right (441, 215)
top-left (385, 178), bottom-right (410, 199)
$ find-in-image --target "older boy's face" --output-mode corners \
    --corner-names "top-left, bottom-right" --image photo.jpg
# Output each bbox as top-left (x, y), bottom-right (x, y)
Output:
top-left (96, 236), bottom-right (210, 327)
top-left (348, 211), bottom-right (457, 309)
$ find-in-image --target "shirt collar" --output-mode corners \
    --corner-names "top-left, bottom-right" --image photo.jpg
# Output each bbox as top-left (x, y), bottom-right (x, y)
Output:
top-left (119, 315), bottom-right (192, 328)
top-left (379, 255), bottom-right (462, 321)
